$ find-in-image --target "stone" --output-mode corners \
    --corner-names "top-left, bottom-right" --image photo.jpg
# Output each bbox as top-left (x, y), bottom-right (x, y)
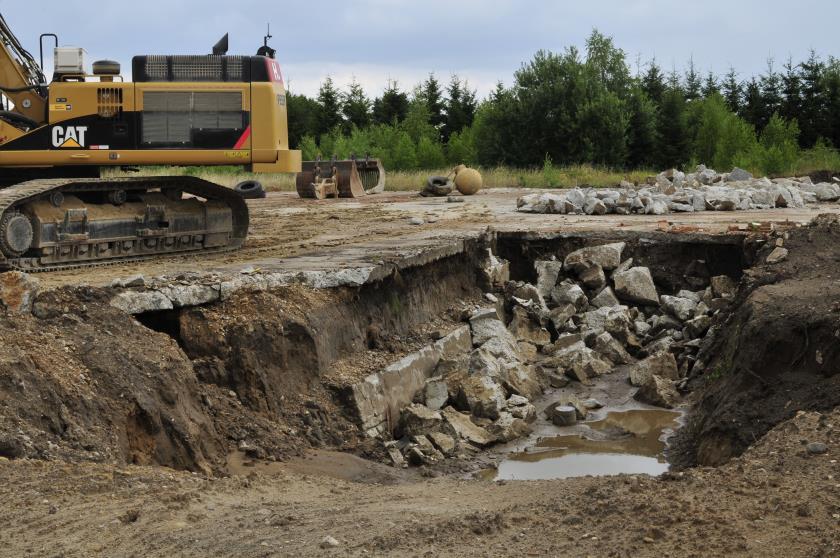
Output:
top-left (551, 405), bottom-right (577, 426)
top-left (516, 341), bottom-right (538, 362)
top-left (593, 332), bottom-right (632, 365)
top-left (428, 432), bottom-right (457, 456)
top-left (157, 284), bottom-right (220, 308)
top-left (766, 247), bottom-right (789, 264)
top-left (441, 407), bottom-right (495, 446)
top-left (485, 293), bottom-right (499, 303)
top-left (629, 351), bottom-right (679, 386)
top-left (500, 361), bottom-right (542, 400)
top-left (508, 306), bottom-right (551, 346)
top-left (483, 249), bottom-right (510, 288)
top-left (728, 167), bottom-right (753, 182)
top-left (806, 442), bottom-right (828, 455)
top-left (385, 445), bottom-right (405, 467)
top-left (612, 258), bottom-right (634, 277)
top-left (583, 398), bottom-right (604, 409)
top-left (591, 287), bottom-right (620, 309)
top-left (614, 267), bottom-right (659, 306)
top-left (424, 377), bottom-right (450, 411)
top-left (409, 217), bottom-right (425, 225)
top-left (551, 343), bottom-right (612, 384)
top-left (684, 315), bottom-right (712, 339)
top-left (320, 536), bottom-right (340, 549)
top-left (660, 295), bottom-right (698, 322)
top-left (634, 321), bottom-right (652, 337)
top-left (507, 396), bottom-right (537, 422)
top-left (506, 281), bottom-right (548, 311)
top-left (577, 263), bottom-right (607, 291)
top-left (550, 282), bottom-right (588, 312)
top-left (0, 271), bottom-right (39, 315)
top-left (120, 274), bottom-right (146, 288)
top-left (676, 290), bottom-right (702, 303)
top-left (710, 275), bottom-right (737, 298)
top-left (584, 198), bottom-right (607, 215)
top-left (487, 412), bottom-right (532, 442)
top-left (110, 289), bottom-right (174, 314)
top-left (471, 316), bottom-right (517, 351)
top-left (563, 242), bottom-right (626, 272)
top-left (634, 375), bottom-right (680, 409)
top-left (456, 374), bottom-right (507, 420)
top-left (534, 260), bottom-right (563, 298)
top-left (397, 404), bottom-right (443, 437)
top-left (548, 304), bottom-right (578, 331)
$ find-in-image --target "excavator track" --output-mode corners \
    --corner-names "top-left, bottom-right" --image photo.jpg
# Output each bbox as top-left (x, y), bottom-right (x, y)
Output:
top-left (0, 176), bottom-right (248, 272)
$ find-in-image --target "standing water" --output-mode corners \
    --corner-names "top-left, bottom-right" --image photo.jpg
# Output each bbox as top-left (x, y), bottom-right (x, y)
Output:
top-left (486, 409), bottom-right (681, 481)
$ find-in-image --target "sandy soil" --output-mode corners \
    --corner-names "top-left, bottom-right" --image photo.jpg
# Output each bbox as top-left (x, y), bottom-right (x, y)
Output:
top-left (0, 409), bottom-right (836, 558)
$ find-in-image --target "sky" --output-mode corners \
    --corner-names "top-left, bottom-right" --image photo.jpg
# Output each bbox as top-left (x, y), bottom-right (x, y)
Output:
top-left (0, 0), bottom-right (837, 98)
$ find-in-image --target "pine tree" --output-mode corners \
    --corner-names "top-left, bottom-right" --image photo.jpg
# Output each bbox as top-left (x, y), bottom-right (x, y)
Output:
top-left (780, 57), bottom-right (802, 126)
top-left (626, 87), bottom-right (659, 168)
top-left (702, 71), bottom-right (719, 98)
top-left (419, 73), bottom-right (446, 134)
top-left (759, 59), bottom-right (782, 130)
top-left (642, 59), bottom-right (666, 106)
top-left (657, 84), bottom-right (689, 168)
top-left (684, 57), bottom-right (702, 102)
top-left (799, 50), bottom-right (826, 147)
top-left (740, 78), bottom-right (763, 129)
top-left (341, 79), bottom-right (371, 132)
top-left (372, 79), bottom-right (409, 125)
top-left (286, 91), bottom-right (321, 149)
top-left (823, 59), bottom-right (840, 148)
top-left (443, 76), bottom-right (477, 141)
top-left (315, 76), bottom-right (343, 136)
top-left (722, 67), bottom-right (742, 113)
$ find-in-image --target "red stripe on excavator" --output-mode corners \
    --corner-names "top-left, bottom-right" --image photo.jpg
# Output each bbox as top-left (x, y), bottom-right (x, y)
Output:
top-left (233, 126), bottom-right (251, 149)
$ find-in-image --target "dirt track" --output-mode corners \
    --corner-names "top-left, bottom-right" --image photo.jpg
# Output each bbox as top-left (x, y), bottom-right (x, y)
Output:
top-left (0, 409), bottom-right (836, 557)
top-left (36, 189), bottom-right (831, 289)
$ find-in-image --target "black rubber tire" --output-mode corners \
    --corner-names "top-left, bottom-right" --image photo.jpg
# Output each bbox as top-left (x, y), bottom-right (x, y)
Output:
top-left (427, 176), bottom-right (449, 188)
top-left (235, 180), bottom-right (266, 199)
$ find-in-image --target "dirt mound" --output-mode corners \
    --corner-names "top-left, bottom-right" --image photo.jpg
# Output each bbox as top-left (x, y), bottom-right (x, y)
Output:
top-left (672, 214), bottom-right (840, 467)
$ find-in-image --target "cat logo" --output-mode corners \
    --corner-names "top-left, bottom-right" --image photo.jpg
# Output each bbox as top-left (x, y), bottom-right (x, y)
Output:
top-left (52, 125), bottom-right (88, 148)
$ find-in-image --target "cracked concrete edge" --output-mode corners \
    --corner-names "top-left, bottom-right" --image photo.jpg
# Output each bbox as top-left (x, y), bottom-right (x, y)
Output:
top-left (105, 237), bottom-right (475, 314)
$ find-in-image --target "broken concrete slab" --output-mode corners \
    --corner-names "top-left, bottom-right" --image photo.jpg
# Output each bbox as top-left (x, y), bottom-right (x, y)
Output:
top-left (614, 267), bottom-right (659, 306)
top-left (563, 242), bottom-right (626, 272)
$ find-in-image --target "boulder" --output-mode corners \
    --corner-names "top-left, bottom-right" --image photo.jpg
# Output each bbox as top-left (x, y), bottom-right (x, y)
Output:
top-left (516, 341), bottom-right (538, 362)
top-left (593, 332), bottom-right (632, 365)
top-left (591, 287), bottom-right (620, 309)
top-left (455, 374), bottom-right (507, 419)
top-left (550, 282), bottom-right (588, 311)
top-left (613, 267), bottom-right (659, 306)
top-left (483, 250), bottom-right (510, 288)
top-left (441, 407), bottom-right (495, 447)
top-left (577, 263), bottom-right (607, 291)
top-left (634, 375), bottom-right (680, 409)
top-left (766, 247), bottom-right (788, 264)
top-left (507, 395), bottom-right (537, 422)
top-left (500, 361), bottom-right (542, 400)
top-left (397, 404), bottom-right (443, 437)
top-left (660, 295), bottom-right (698, 322)
top-left (676, 289), bottom-right (702, 303)
top-left (548, 303), bottom-right (577, 331)
top-left (467, 349), bottom-right (503, 380)
top-left (584, 198), bottom-right (607, 215)
top-left (0, 271), bottom-right (39, 315)
top-left (505, 282), bottom-right (548, 311)
top-left (470, 316), bottom-right (519, 356)
top-left (710, 275), bottom-right (737, 298)
top-left (427, 432), bottom-right (456, 456)
top-left (424, 377), bottom-right (450, 411)
top-left (487, 412), bottom-right (532, 442)
top-left (629, 351), bottom-right (678, 386)
top-left (563, 242), bottom-right (626, 272)
top-left (684, 315), bottom-right (712, 339)
top-left (550, 342), bottom-right (612, 383)
top-left (728, 167), bottom-right (753, 182)
top-left (508, 306), bottom-right (551, 346)
top-left (534, 260), bottom-right (563, 298)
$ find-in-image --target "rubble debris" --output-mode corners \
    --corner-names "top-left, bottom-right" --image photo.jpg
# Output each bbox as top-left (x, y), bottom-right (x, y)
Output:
top-left (0, 271), bottom-right (39, 315)
top-left (518, 166), bottom-right (830, 216)
top-left (766, 247), bottom-right (789, 264)
top-left (634, 375), bottom-right (680, 409)
top-left (613, 267), bottom-right (659, 306)
top-left (441, 407), bottom-right (495, 447)
top-left (629, 351), bottom-right (679, 387)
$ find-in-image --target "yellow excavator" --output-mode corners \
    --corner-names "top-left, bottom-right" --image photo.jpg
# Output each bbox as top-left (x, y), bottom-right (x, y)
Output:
top-left (0, 14), bottom-right (300, 271)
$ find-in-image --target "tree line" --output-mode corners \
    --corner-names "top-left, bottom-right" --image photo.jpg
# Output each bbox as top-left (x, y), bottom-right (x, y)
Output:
top-left (286, 30), bottom-right (840, 174)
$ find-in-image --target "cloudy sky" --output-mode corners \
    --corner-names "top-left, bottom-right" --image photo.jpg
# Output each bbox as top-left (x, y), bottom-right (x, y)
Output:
top-left (1, 1), bottom-right (836, 98)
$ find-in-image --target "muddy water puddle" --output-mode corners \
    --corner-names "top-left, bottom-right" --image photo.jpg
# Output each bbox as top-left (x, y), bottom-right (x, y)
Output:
top-left (484, 409), bottom-right (681, 481)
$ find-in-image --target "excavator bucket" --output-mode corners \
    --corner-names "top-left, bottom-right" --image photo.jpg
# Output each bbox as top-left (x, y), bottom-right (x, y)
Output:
top-left (296, 157), bottom-right (385, 199)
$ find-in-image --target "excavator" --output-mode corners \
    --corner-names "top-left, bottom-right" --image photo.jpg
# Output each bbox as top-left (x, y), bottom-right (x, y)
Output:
top-left (0, 13), bottom-right (301, 271)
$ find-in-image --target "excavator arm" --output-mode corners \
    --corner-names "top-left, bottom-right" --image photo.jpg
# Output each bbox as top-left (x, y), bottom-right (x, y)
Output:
top-left (0, 13), bottom-right (47, 126)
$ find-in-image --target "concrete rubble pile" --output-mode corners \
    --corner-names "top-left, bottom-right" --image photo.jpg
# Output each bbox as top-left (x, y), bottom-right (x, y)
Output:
top-left (516, 165), bottom-right (840, 216)
top-left (352, 242), bottom-right (738, 468)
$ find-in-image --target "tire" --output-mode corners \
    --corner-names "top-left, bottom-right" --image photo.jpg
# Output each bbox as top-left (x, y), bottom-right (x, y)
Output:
top-left (427, 176), bottom-right (449, 189)
top-left (235, 180), bottom-right (266, 199)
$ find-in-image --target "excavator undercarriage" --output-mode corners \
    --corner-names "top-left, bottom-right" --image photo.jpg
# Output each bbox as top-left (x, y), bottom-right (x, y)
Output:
top-left (0, 176), bottom-right (248, 271)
